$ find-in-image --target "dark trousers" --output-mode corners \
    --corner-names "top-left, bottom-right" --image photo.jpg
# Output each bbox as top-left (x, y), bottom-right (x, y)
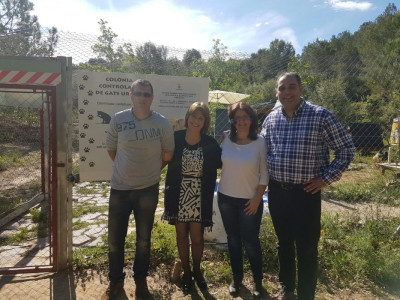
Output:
top-left (218, 192), bottom-right (263, 280)
top-left (107, 184), bottom-right (159, 283)
top-left (268, 180), bottom-right (321, 300)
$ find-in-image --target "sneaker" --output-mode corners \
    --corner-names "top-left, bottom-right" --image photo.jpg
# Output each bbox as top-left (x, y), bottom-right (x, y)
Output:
top-left (101, 281), bottom-right (124, 300)
top-left (252, 280), bottom-right (263, 298)
top-left (228, 275), bottom-right (243, 295)
top-left (135, 279), bottom-right (151, 299)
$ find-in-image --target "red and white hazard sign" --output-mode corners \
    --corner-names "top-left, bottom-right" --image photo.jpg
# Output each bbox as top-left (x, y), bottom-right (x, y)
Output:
top-left (0, 70), bottom-right (61, 86)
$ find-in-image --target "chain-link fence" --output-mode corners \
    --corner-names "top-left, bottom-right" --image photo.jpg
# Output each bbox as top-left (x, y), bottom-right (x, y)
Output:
top-left (0, 88), bottom-right (53, 272)
top-left (1, 28), bottom-right (400, 299)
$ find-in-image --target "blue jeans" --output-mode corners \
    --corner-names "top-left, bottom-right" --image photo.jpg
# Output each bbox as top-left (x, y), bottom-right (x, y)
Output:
top-left (107, 184), bottom-right (159, 282)
top-left (217, 192), bottom-right (263, 280)
top-left (268, 180), bottom-right (321, 300)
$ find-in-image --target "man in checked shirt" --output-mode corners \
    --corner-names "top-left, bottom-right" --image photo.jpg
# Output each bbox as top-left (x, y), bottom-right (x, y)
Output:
top-left (260, 72), bottom-right (355, 300)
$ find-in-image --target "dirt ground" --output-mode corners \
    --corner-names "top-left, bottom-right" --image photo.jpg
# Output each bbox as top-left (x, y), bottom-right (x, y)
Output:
top-left (1, 198), bottom-right (399, 300)
top-left (0, 260), bottom-right (399, 300)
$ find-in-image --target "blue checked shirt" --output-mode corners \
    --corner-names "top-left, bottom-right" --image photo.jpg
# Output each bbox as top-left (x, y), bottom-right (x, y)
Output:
top-left (260, 99), bottom-right (355, 185)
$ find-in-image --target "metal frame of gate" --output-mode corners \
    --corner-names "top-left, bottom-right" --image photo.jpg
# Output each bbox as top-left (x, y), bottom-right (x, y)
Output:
top-left (0, 56), bottom-right (72, 274)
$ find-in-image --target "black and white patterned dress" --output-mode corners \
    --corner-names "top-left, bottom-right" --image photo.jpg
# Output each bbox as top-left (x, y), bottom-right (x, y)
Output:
top-left (178, 143), bottom-right (203, 222)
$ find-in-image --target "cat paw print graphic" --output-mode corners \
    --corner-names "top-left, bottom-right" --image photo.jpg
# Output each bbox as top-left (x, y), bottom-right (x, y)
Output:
top-left (83, 123), bottom-right (89, 129)
top-left (79, 84), bottom-right (85, 90)
top-left (80, 133), bottom-right (86, 138)
top-left (82, 75), bottom-right (89, 81)
top-left (89, 162), bottom-right (95, 167)
top-left (88, 90), bottom-right (93, 96)
top-left (88, 114), bottom-right (94, 120)
top-left (88, 138), bottom-right (95, 144)
top-left (84, 147), bottom-right (90, 153)
top-left (83, 99), bottom-right (89, 105)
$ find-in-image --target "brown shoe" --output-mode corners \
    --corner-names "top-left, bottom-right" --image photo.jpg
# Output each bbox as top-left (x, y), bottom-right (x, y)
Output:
top-left (101, 281), bottom-right (124, 300)
top-left (135, 279), bottom-right (151, 299)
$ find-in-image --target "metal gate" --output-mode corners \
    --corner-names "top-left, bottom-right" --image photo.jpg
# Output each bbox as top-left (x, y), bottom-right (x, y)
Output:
top-left (0, 56), bottom-right (73, 275)
top-left (0, 83), bottom-right (57, 273)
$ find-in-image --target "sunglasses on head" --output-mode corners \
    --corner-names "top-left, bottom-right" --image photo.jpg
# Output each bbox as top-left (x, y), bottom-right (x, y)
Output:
top-left (132, 92), bottom-right (153, 98)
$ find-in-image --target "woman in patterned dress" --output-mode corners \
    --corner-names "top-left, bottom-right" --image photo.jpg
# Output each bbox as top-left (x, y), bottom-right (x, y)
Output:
top-left (163, 102), bottom-right (222, 293)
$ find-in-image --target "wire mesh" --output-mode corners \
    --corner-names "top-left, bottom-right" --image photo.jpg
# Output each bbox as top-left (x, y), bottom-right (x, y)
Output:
top-left (0, 90), bottom-right (51, 271)
top-left (1, 27), bottom-right (400, 299)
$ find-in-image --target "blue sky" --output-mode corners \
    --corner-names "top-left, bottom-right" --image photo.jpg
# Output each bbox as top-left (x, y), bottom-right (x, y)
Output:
top-left (33, 0), bottom-right (390, 54)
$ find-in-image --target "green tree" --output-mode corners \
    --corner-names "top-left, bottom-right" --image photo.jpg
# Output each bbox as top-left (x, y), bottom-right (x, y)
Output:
top-left (311, 78), bottom-right (355, 124)
top-left (164, 56), bottom-right (185, 76)
top-left (243, 39), bottom-right (295, 83)
top-left (135, 41), bottom-right (168, 74)
top-left (192, 39), bottom-right (245, 91)
top-left (0, 0), bottom-right (58, 56)
top-left (288, 56), bottom-right (318, 99)
top-left (182, 48), bottom-right (202, 67)
top-left (90, 19), bottom-right (135, 71)
top-left (266, 39), bottom-right (295, 76)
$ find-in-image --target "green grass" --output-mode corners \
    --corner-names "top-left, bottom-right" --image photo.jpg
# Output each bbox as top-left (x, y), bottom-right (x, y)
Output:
top-left (73, 245), bottom-right (108, 271)
top-left (30, 207), bottom-right (48, 224)
top-left (72, 204), bottom-right (108, 218)
top-left (0, 226), bottom-right (39, 246)
top-left (73, 220), bottom-right (91, 231)
top-left (67, 160), bottom-right (400, 296)
top-left (324, 162), bottom-right (400, 206)
top-left (0, 150), bottom-right (41, 171)
top-left (75, 186), bottom-right (99, 195)
top-left (0, 196), bottom-right (26, 214)
top-left (0, 151), bottom-right (22, 171)
top-left (319, 212), bottom-right (400, 292)
top-left (326, 181), bottom-right (400, 206)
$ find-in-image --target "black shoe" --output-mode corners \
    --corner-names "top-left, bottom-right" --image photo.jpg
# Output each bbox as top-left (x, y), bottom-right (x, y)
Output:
top-left (193, 271), bottom-right (207, 290)
top-left (252, 280), bottom-right (263, 298)
top-left (181, 272), bottom-right (193, 294)
top-left (101, 281), bottom-right (124, 300)
top-left (135, 279), bottom-right (151, 299)
top-left (228, 275), bottom-right (243, 295)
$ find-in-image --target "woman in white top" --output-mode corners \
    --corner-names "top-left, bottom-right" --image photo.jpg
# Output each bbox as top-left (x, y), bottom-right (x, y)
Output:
top-left (218, 102), bottom-right (268, 298)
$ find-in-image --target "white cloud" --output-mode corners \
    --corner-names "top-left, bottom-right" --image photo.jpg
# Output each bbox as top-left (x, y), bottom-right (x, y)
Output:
top-left (32, 0), bottom-right (301, 54)
top-left (32, 0), bottom-right (219, 51)
top-left (272, 28), bottom-right (301, 53)
top-left (327, 0), bottom-right (373, 11)
top-left (232, 12), bottom-right (301, 54)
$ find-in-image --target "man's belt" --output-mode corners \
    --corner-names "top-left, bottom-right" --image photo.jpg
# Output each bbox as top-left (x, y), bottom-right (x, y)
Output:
top-left (270, 179), bottom-right (304, 190)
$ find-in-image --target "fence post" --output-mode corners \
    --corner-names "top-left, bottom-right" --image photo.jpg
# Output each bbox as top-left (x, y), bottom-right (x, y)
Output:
top-left (55, 56), bottom-right (73, 270)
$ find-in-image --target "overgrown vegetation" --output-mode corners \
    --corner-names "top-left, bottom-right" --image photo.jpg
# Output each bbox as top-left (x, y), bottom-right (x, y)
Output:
top-left (319, 213), bottom-right (400, 293)
top-left (68, 158), bottom-right (400, 298)
top-left (0, 151), bottom-right (22, 171)
top-left (325, 154), bottom-right (400, 206)
top-left (70, 209), bottom-right (400, 297)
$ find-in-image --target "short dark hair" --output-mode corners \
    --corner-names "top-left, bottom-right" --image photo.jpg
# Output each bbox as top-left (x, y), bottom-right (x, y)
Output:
top-left (185, 102), bottom-right (211, 135)
top-left (131, 79), bottom-right (153, 94)
top-left (276, 72), bottom-right (302, 87)
top-left (227, 102), bottom-right (258, 142)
